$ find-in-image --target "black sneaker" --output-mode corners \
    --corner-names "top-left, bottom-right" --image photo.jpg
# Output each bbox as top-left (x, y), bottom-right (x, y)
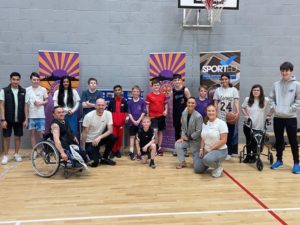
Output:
top-left (110, 152), bottom-right (115, 159)
top-left (173, 152), bottom-right (177, 157)
top-left (101, 158), bottom-right (116, 166)
top-left (115, 152), bottom-right (122, 158)
top-left (149, 160), bottom-right (156, 169)
top-left (243, 155), bottom-right (251, 163)
top-left (129, 152), bottom-right (135, 161)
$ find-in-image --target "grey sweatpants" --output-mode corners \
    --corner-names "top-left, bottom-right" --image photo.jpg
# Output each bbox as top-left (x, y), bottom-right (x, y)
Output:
top-left (175, 140), bottom-right (200, 162)
top-left (193, 148), bottom-right (228, 173)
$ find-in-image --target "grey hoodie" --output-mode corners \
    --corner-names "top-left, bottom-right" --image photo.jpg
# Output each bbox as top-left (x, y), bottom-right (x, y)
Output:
top-left (269, 76), bottom-right (300, 118)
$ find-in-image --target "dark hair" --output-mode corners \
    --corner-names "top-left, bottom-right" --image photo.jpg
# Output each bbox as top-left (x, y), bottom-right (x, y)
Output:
top-left (88, 77), bottom-right (97, 84)
top-left (132, 85), bottom-right (141, 91)
top-left (151, 79), bottom-right (160, 85)
top-left (248, 84), bottom-right (265, 108)
top-left (280, 61), bottom-right (293, 72)
top-left (113, 85), bottom-right (122, 90)
top-left (220, 73), bottom-right (233, 87)
top-left (30, 72), bottom-right (40, 79)
top-left (10, 72), bottom-right (21, 79)
top-left (172, 74), bottom-right (182, 80)
top-left (58, 76), bottom-right (74, 108)
top-left (187, 96), bottom-right (197, 104)
top-left (52, 105), bottom-right (64, 113)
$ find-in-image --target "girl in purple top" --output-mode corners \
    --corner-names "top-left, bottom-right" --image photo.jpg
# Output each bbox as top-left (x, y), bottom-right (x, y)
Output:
top-left (128, 85), bottom-right (146, 160)
top-left (196, 85), bottom-right (213, 121)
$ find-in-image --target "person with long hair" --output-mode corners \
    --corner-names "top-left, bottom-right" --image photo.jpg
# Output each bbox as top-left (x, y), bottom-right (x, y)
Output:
top-left (53, 76), bottom-right (80, 136)
top-left (241, 84), bottom-right (271, 163)
top-left (213, 73), bottom-right (240, 160)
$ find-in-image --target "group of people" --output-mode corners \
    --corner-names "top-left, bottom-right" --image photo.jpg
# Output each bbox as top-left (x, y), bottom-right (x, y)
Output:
top-left (1, 61), bottom-right (300, 176)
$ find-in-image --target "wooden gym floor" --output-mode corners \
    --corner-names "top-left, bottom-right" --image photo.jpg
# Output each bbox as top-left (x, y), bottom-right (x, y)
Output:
top-left (0, 146), bottom-right (299, 225)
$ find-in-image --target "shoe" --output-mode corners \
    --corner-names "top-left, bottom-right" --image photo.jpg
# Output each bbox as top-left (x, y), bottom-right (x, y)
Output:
top-left (176, 161), bottom-right (187, 169)
top-left (110, 152), bottom-right (115, 159)
top-left (184, 149), bottom-right (189, 157)
top-left (101, 158), bottom-right (116, 166)
top-left (270, 160), bottom-right (283, 169)
top-left (225, 155), bottom-right (232, 160)
top-left (86, 160), bottom-right (95, 166)
top-left (249, 156), bottom-right (257, 164)
top-left (172, 152), bottom-right (177, 157)
top-left (1, 155), bottom-right (9, 165)
top-left (292, 164), bottom-right (300, 174)
top-left (136, 154), bottom-right (142, 161)
top-left (129, 152), bottom-right (135, 161)
top-left (157, 148), bottom-right (163, 156)
top-left (149, 160), bottom-right (156, 169)
top-left (212, 166), bottom-right (223, 178)
top-left (115, 152), bottom-right (122, 158)
top-left (243, 155), bottom-right (251, 163)
top-left (14, 153), bottom-right (22, 162)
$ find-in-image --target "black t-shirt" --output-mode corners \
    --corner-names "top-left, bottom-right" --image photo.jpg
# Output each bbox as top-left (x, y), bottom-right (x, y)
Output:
top-left (173, 86), bottom-right (187, 120)
top-left (136, 127), bottom-right (155, 148)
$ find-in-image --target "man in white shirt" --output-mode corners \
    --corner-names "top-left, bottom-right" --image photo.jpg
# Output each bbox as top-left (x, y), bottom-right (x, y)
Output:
top-left (26, 72), bottom-right (48, 147)
top-left (81, 98), bottom-right (117, 167)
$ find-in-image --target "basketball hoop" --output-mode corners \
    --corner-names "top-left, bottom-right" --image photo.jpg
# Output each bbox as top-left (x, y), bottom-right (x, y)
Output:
top-left (202, 0), bottom-right (225, 24)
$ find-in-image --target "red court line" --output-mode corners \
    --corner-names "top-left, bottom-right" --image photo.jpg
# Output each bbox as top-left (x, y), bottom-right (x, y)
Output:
top-left (223, 170), bottom-right (287, 225)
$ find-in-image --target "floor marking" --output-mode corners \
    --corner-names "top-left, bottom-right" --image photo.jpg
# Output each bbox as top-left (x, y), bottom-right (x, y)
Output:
top-left (0, 207), bottom-right (299, 224)
top-left (224, 170), bottom-right (288, 225)
top-left (0, 163), bottom-right (19, 180)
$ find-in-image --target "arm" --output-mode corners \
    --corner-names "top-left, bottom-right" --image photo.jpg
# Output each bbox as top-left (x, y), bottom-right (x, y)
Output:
top-left (23, 102), bottom-right (28, 128)
top-left (234, 99), bottom-right (240, 115)
top-left (71, 89), bottom-right (80, 114)
top-left (291, 82), bottom-right (300, 111)
top-left (92, 124), bottom-right (113, 146)
top-left (0, 100), bottom-right (7, 129)
top-left (190, 114), bottom-right (203, 140)
top-left (184, 87), bottom-right (191, 99)
top-left (51, 123), bottom-right (68, 161)
top-left (137, 113), bottom-right (145, 124)
top-left (146, 104), bottom-right (149, 117)
top-left (81, 126), bottom-right (88, 148)
top-left (163, 101), bottom-right (168, 116)
top-left (142, 139), bottom-right (155, 151)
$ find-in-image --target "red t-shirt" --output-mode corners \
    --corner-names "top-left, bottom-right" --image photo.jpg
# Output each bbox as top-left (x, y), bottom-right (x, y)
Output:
top-left (146, 92), bottom-right (166, 118)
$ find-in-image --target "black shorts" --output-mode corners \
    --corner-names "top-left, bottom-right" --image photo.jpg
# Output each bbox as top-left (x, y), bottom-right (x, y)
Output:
top-left (151, 116), bottom-right (166, 131)
top-left (2, 122), bottom-right (23, 137)
top-left (129, 125), bottom-right (139, 136)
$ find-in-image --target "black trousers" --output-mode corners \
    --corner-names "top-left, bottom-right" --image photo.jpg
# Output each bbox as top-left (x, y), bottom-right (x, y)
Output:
top-left (243, 125), bottom-right (258, 155)
top-left (273, 117), bottom-right (299, 164)
top-left (227, 123), bottom-right (237, 155)
top-left (173, 119), bottom-right (182, 141)
top-left (85, 134), bottom-right (117, 165)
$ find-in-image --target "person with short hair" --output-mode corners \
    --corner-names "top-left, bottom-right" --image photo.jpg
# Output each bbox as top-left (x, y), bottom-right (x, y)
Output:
top-left (0, 72), bottom-right (28, 164)
top-left (136, 116), bottom-right (157, 169)
top-left (26, 72), bottom-right (48, 147)
top-left (270, 61), bottom-right (300, 174)
top-left (82, 98), bottom-right (117, 167)
top-left (81, 78), bottom-right (103, 118)
top-left (127, 85), bottom-right (146, 160)
top-left (146, 78), bottom-right (168, 156)
top-left (107, 85), bottom-right (128, 158)
top-left (195, 85), bottom-right (213, 120)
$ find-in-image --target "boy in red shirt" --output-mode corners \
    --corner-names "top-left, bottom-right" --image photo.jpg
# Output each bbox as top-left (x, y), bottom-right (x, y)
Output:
top-left (108, 85), bottom-right (128, 158)
top-left (146, 78), bottom-right (168, 156)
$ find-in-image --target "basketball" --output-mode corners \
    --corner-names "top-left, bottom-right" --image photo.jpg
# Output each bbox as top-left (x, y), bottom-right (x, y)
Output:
top-left (226, 112), bottom-right (237, 124)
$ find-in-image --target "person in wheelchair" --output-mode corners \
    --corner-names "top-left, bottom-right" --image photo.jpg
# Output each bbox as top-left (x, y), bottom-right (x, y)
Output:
top-left (241, 84), bottom-right (271, 163)
top-left (50, 105), bottom-right (90, 168)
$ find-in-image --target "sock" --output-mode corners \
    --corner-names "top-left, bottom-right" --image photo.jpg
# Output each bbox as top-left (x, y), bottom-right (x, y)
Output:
top-left (129, 148), bottom-right (134, 153)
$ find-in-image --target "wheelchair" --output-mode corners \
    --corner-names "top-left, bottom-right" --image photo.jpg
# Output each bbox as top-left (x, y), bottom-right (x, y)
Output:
top-left (239, 118), bottom-right (274, 171)
top-left (31, 140), bottom-right (87, 178)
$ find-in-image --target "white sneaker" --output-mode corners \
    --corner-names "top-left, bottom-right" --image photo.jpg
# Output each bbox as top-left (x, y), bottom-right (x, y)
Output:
top-left (1, 155), bottom-right (9, 165)
top-left (14, 153), bottom-right (22, 162)
top-left (212, 166), bottom-right (223, 178)
top-left (225, 155), bottom-right (232, 160)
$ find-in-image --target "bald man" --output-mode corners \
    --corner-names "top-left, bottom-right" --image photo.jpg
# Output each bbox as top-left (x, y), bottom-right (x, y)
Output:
top-left (81, 98), bottom-right (117, 167)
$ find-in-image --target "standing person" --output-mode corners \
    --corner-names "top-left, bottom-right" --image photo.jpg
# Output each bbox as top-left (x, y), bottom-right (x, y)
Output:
top-left (136, 116), bottom-right (157, 169)
top-left (269, 62), bottom-right (300, 173)
top-left (172, 74), bottom-right (191, 157)
top-left (146, 78), bottom-right (168, 156)
top-left (194, 105), bottom-right (228, 178)
top-left (175, 97), bottom-right (202, 169)
top-left (53, 76), bottom-right (80, 136)
top-left (81, 78), bottom-right (103, 118)
top-left (0, 72), bottom-right (28, 164)
top-left (81, 98), bottom-right (117, 167)
top-left (213, 73), bottom-right (240, 160)
top-left (127, 85), bottom-right (146, 160)
top-left (107, 85), bottom-right (128, 158)
top-left (195, 85), bottom-right (213, 120)
top-left (26, 72), bottom-right (48, 148)
top-left (241, 84), bottom-right (271, 163)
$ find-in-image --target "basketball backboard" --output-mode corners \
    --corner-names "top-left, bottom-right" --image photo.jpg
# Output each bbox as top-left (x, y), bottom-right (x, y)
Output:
top-left (178, 0), bottom-right (239, 9)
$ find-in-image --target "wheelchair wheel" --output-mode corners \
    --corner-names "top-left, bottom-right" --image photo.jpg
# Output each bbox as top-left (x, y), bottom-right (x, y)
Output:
top-left (31, 141), bottom-right (60, 178)
top-left (256, 158), bottom-right (264, 171)
top-left (269, 153), bottom-right (274, 165)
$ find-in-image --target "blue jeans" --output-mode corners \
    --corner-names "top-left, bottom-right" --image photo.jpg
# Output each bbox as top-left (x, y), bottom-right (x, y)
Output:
top-left (65, 113), bottom-right (78, 136)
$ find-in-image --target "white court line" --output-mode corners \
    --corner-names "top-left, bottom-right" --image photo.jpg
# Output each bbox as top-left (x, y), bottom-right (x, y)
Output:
top-left (0, 163), bottom-right (20, 180)
top-left (0, 207), bottom-right (299, 224)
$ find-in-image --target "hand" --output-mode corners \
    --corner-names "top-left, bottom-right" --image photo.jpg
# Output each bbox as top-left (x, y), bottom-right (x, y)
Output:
top-left (92, 136), bottom-right (101, 146)
top-left (133, 121), bottom-right (139, 126)
top-left (68, 109), bottom-right (72, 115)
top-left (182, 135), bottom-right (189, 141)
top-left (61, 152), bottom-right (68, 161)
top-left (1, 121), bottom-right (7, 129)
top-left (163, 110), bottom-right (167, 116)
top-left (34, 100), bottom-right (43, 106)
top-left (74, 137), bottom-right (79, 145)
top-left (176, 139), bottom-right (183, 144)
top-left (199, 150), bottom-right (205, 158)
top-left (142, 146), bottom-right (147, 152)
top-left (23, 120), bottom-right (28, 128)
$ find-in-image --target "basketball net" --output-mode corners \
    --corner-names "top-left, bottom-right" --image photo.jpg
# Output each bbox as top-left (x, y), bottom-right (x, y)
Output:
top-left (202, 0), bottom-right (225, 24)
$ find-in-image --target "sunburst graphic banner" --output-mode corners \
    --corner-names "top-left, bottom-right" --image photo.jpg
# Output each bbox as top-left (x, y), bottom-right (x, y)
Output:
top-left (38, 50), bottom-right (80, 132)
top-left (149, 52), bottom-right (186, 149)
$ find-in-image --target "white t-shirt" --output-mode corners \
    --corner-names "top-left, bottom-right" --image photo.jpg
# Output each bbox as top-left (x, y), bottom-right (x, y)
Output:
top-left (53, 89), bottom-right (80, 113)
top-left (242, 97), bottom-right (270, 130)
top-left (82, 110), bottom-right (113, 143)
top-left (201, 118), bottom-right (228, 150)
top-left (26, 86), bottom-right (48, 118)
top-left (213, 86), bottom-right (239, 121)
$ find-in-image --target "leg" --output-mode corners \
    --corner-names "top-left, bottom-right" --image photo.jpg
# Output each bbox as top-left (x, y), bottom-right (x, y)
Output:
top-left (14, 136), bottom-right (21, 154)
top-left (202, 149), bottom-right (228, 169)
top-left (175, 141), bottom-right (189, 168)
top-left (193, 151), bottom-right (208, 174)
top-left (149, 144), bottom-right (157, 169)
top-left (85, 143), bottom-right (100, 167)
top-left (226, 123), bottom-right (235, 156)
top-left (243, 125), bottom-right (252, 162)
top-left (65, 113), bottom-right (78, 136)
top-left (273, 117), bottom-right (285, 162)
top-left (112, 126), bottom-right (119, 153)
top-left (285, 118), bottom-right (299, 164)
top-left (100, 134), bottom-right (117, 165)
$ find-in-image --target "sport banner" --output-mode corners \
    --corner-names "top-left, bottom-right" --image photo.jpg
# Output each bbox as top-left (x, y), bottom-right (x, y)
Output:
top-left (38, 50), bottom-right (80, 133)
top-left (200, 51), bottom-right (240, 154)
top-left (149, 52), bottom-right (186, 149)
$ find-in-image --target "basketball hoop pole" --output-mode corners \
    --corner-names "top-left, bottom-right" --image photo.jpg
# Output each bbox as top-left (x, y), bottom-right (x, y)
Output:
top-left (183, 8), bottom-right (213, 28)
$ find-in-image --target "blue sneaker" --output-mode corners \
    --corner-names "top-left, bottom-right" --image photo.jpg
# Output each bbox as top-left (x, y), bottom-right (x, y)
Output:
top-left (270, 160), bottom-right (283, 169)
top-left (292, 164), bottom-right (300, 174)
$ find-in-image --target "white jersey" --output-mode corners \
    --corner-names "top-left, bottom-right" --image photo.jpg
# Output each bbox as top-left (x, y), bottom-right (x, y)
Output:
top-left (26, 86), bottom-right (48, 118)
